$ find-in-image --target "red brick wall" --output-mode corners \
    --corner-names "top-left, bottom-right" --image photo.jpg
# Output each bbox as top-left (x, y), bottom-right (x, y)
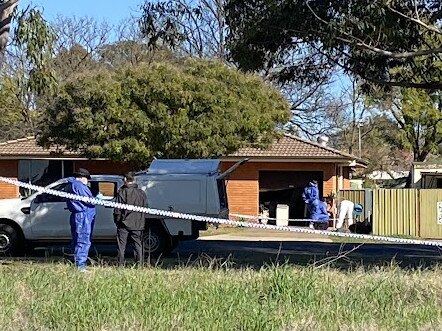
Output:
top-left (221, 161), bottom-right (337, 216)
top-left (0, 160), bottom-right (19, 199)
top-left (0, 159), bottom-right (135, 199)
top-left (343, 166), bottom-right (351, 189)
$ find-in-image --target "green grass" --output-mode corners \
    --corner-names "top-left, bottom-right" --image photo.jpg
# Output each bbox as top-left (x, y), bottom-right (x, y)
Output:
top-left (1, 262), bottom-right (442, 331)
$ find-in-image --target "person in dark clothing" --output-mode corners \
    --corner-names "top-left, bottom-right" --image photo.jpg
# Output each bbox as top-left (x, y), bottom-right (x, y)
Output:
top-left (113, 172), bottom-right (147, 266)
top-left (66, 168), bottom-right (102, 271)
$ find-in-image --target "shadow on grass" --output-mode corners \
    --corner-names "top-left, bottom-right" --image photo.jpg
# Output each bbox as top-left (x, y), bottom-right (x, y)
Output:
top-left (1, 239), bottom-right (442, 271)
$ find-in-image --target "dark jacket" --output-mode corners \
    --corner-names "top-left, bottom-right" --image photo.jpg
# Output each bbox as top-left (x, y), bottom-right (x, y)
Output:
top-left (66, 177), bottom-right (96, 217)
top-left (113, 183), bottom-right (147, 230)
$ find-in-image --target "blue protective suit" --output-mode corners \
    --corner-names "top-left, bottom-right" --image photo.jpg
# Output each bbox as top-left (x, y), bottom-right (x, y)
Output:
top-left (310, 200), bottom-right (329, 222)
top-left (66, 177), bottom-right (96, 270)
top-left (302, 182), bottom-right (319, 204)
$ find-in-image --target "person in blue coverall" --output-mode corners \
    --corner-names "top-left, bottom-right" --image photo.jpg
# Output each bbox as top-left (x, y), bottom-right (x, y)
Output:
top-left (66, 168), bottom-right (101, 271)
top-left (302, 180), bottom-right (329, 229)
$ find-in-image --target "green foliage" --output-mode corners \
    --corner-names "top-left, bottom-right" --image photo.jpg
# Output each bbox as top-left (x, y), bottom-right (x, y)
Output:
top-left (362, 178), bottom-right (377, 189)
top-left (13, 8), bottom-right (56, 95)
top-left (38, 59), bottom-right (290, 166)
top-left (0, 6), bottom-right (56, 140)
top-left (368, 88), bottom-right (442, 162)
top-left (226, 0), bottom-right (442, 89)
top-left (400, 89), bottom-right (442, 160)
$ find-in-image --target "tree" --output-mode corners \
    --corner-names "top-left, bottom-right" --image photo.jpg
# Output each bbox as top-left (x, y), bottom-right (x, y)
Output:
top-left (140, 0), bottom-right (338, 141)
top-left (331, 114), bottom-right (411, 175)
top-left (51, 16), bottom-right (111, 79)
top-left (0, 5), bottom-right (55, 140)
top-left (372, 88), bottom-right (442, 163)
top-left (139, 0), bottom-right (228, 60)
top-left (0, 76), bottom-right (27, 140)
top-left (0, 0), bottom-right (19, 71)
top-left (226, 0), bottom-right (442, 90)
top-left (38, 59), bottom-right (290, 166)
top-left (284, 80), bottom-right (346, 139)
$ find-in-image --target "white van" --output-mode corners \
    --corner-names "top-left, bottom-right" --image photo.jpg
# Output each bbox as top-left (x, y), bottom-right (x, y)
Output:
top-left (0, 159), bottom-right (246, 257)
top-left (135, 158), bottom-right (247, 256)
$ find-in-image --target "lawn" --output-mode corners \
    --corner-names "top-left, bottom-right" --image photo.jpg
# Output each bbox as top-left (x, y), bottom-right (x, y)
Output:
top-left (0, 261), bottom-right (441, 331)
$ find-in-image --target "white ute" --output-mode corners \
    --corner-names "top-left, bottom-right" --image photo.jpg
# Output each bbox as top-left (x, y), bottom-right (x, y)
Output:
top-left (0, 159), bottom-right (246, 257)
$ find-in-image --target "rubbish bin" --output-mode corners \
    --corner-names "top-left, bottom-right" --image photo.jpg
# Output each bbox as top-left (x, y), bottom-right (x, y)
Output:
top-left (276, 204), bottom-right (289, 226)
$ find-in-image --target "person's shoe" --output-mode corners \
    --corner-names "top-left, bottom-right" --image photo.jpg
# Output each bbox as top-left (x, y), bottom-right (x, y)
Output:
top-left (309, 223), bottom-right (315, 229)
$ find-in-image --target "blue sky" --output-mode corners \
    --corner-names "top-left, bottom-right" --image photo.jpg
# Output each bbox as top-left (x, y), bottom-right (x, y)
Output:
top-left (20, 0), bottom-right (142, 25)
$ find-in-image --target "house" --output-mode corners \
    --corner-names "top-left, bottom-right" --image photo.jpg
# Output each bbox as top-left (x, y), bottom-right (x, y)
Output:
top-left (0, 135), bottom-right (366, 219)
top-left (0, 137), bottom-right (133, 199)
top-left (221, 134), bottom-right (366, 219)
top-left (411, 162), bottom-right (442, 188)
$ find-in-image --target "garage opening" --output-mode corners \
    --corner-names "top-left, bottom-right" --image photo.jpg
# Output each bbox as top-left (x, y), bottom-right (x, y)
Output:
top-left (259, 171), bottom-right (323, 221)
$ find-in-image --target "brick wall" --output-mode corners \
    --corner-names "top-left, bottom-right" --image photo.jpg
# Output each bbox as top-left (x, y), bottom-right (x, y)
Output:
top-left (0, 160), bottom-right (19, 199)
top-left (343, 167), bottom-right (351, 189)
top-left (0, 159), bottom-right (135, 200)
top-left (221, 161), bottom-right (337, 216)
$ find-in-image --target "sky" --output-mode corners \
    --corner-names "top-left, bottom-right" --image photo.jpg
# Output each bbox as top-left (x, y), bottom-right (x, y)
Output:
top-left (20, 0), bottom-right (142, 25)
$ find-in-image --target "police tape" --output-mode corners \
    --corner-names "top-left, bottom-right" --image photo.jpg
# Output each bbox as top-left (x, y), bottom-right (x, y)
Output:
top-left (1, 176), bottom-right (442, 247)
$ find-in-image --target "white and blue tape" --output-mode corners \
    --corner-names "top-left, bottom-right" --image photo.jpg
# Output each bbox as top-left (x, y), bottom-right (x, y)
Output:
top-left (0, 176), bottom-right (441, 247)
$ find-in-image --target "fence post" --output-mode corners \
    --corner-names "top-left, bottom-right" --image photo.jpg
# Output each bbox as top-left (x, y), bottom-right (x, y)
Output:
top-left (417, 189), bottom-right (421, 237)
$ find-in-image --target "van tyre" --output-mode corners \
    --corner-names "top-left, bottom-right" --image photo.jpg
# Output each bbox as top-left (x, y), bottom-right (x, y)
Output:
top-left (143, 226), bottom-right (171, 258)
top-left (0, 224), bottom-right (23, 256)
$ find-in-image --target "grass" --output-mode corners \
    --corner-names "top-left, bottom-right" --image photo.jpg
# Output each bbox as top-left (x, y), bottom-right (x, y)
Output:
top-left (1, 261), bottom-right (442, 331)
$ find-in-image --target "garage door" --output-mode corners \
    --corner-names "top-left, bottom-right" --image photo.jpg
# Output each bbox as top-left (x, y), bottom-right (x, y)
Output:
top-left (259, 171), bottom-right (323, 220)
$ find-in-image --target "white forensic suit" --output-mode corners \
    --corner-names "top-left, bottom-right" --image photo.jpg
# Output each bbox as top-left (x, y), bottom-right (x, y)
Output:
top-left (336, 200), bottom-right (354, 229)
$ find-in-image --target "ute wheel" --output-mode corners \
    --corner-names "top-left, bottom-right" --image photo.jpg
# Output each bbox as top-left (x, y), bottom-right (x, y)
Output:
top-left (143, 226), bottom-right (171, 258)
top-left (0, 224), bottom-right (23, 256)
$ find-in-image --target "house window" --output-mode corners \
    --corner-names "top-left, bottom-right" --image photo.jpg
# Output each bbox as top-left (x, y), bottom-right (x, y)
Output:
top-left (436, 178), bottom-right (442, 188)
top-left (18, 160), bottom-right (74, 197)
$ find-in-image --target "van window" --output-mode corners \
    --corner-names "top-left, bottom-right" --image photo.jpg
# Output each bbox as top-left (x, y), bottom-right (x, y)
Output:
top-left (217, 179), bottom-right (228, 209)
top-left (89, 181), bottom-right (117, 200)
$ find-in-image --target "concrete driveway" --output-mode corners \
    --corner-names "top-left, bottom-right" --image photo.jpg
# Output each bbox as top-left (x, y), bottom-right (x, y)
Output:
top-left (200, 227), bottom-right (333, 242)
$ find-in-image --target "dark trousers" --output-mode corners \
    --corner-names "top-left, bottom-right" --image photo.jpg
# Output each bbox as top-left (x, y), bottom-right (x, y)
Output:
top-left (117, 226), bottom-right (143, 266)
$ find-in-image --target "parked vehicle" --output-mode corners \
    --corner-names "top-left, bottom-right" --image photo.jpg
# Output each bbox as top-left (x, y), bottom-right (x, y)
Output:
top-left (0, 159), bottom-right (246, 257)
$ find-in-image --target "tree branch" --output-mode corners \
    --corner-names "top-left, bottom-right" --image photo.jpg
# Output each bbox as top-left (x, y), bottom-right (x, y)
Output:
top-left (387, 4), bottom-right (442, 36)
top-left (306, 0), bottom-right (442, 59)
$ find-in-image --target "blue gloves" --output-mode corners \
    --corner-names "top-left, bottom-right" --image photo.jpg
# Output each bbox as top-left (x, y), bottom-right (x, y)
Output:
top-left (95, 193), bottom-right (104, 200)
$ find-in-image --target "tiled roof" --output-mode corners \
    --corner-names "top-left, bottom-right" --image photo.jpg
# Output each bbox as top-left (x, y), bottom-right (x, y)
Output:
top-left (0, 134), bottom-right (367, 164)
top-left (0, 136), bottom-right (79, 157)
top-left (228, 134), bottom-right (366, 163)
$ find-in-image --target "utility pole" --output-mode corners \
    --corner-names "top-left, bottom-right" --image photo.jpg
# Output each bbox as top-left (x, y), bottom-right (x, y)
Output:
top-left (358, 120), bottom-right (363, 157)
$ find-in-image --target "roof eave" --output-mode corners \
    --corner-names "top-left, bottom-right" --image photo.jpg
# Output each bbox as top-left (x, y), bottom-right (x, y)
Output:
top-left (221, 156), bottom-right (367, 165)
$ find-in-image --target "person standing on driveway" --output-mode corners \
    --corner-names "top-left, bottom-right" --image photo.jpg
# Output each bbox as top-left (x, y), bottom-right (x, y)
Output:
top-left (302, 180), bottom-right (320, 229)
top-left (66, 168), bottom-right (98, 271)
top-left (113, 172), bottom-right (147, 266)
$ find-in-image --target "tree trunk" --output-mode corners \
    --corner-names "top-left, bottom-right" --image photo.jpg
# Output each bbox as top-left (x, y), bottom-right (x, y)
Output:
top-left (0, 0), bottom-right (19, 71)
top-left (405, 148), bottom-right (429, 188)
